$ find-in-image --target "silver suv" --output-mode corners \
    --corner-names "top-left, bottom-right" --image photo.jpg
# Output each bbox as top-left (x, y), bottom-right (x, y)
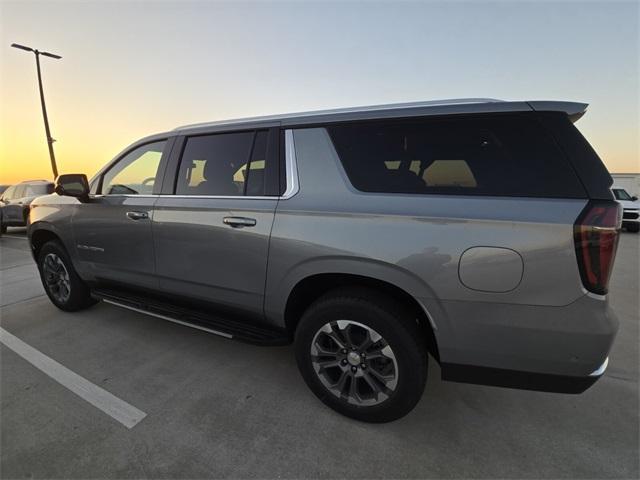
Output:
top-left (28, 99), bottom-right (620, 422)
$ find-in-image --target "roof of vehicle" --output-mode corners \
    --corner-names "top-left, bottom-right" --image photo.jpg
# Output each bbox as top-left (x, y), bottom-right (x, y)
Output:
top-left (18, 179), bottom-right (53, 184)
top-left (174, 98), bottom-right (589, 134)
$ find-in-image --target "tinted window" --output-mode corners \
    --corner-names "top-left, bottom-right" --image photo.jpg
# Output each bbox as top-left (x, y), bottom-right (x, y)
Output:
top-left (328, 115), bottom-right (586, 198)
top-left (102, 141), bottom-right (166, 195)
top-left (612, 188), bottom-right (632, 201)
top-left (176, 130), bottom-right (268, 196)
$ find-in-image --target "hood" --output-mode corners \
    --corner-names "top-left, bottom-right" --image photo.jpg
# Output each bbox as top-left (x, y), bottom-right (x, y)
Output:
top-left (617, 198), bottom-right (639, 209)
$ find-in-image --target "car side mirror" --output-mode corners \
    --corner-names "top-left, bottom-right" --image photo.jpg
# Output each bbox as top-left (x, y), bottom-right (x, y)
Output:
top-left (632, 196), bottom-right (638, 201)
top-left (55, 174), bottom-right (90, 201)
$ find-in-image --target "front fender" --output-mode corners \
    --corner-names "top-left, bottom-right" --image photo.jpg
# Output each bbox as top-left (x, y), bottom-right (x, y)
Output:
top-left (28, 195), bottom-right (78, 264)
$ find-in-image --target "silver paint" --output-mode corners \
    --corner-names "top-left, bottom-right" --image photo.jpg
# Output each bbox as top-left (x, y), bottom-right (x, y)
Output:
top-left (28, 99), bottom-right (615, 382)
top-left (458, 247), bottom-right (524, 293)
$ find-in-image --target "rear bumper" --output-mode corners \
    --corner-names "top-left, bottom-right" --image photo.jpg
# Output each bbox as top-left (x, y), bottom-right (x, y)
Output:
top-left (441, 357), bottom-right (609, 394)
top-left (423, 293), bottom-right (618, 392)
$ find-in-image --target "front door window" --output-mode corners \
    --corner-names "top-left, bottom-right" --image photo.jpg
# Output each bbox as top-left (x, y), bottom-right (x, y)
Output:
top-left (101, 141), bottom-right (166, 195)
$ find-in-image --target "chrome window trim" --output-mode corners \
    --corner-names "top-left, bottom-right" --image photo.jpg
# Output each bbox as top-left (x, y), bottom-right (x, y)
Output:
top-left (168, 195), bottom-right (278, 200)
top-left (282, 129), bottom-right (300, 200)
top-left (93, 194), bottom-right (278, 200)
top-left (91, 194), bottom-right (159, 199)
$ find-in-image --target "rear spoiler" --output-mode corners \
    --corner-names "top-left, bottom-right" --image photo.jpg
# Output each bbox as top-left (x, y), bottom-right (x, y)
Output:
top-left (527, 101), bottom-right (588, 123)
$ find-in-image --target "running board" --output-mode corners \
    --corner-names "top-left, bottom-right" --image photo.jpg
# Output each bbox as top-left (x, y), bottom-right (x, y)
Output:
top-left (92, 289), bottom-right (290, 346)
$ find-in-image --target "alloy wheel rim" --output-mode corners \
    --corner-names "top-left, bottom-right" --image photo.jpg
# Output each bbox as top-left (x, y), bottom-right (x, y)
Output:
top-left (42, 253), bottom-right (71, 303)
top-left (310, 320), bottom-right (398, 406)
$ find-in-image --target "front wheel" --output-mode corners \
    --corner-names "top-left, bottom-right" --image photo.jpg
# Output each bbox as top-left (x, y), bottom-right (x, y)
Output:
top-left (37, 240), bottom-right (97, 311)
top-left (294, 288), bottom-right (428, 423)
top-left (626, 223), bottom-right (639, 233)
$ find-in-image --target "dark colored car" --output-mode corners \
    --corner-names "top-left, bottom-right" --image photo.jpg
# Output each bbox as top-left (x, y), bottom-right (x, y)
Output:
top-left (0, 180), bottom-right (54, 233)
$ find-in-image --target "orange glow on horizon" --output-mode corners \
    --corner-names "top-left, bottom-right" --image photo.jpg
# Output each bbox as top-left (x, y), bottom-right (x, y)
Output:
top-left (1, 111), bottom-right (638, 186)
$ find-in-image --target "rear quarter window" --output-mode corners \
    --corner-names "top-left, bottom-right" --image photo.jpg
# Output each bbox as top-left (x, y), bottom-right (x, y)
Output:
top-left (327, 114), bottom-right (586, 198)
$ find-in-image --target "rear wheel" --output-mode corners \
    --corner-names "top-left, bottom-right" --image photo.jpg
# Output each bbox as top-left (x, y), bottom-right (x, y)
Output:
top-left (294, 288), bottom-right (427, 422)
top-left (37, 240), bottom-right (96, 311)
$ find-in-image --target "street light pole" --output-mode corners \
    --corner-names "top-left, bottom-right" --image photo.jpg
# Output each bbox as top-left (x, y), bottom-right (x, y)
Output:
top-left (11, 43), bottom-right (62, 179)
top-left (34, 51), bottom-right (58, 179)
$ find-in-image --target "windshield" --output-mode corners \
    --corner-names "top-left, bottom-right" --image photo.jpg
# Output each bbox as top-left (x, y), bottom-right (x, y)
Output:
top-left (613, 188), bottom-right (633, 201)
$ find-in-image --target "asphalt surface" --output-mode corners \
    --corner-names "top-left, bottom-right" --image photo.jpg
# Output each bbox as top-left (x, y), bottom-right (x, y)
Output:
top-left (1, 227), bottom-right (638, 479)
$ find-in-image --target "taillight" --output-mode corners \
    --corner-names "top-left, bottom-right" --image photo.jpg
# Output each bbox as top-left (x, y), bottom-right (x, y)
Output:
top-left (574, 201), bottom-right (622, 295)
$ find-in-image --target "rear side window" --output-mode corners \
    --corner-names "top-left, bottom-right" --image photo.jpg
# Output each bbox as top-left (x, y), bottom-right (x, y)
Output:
top-left (176, 130), bottom-right (269, 196)
top-left (14, 185), bottom-right (26, 198)
top-left (328, 115), bottom-right (586, 198)
top-left (25, 184), bottom-right (54, 196)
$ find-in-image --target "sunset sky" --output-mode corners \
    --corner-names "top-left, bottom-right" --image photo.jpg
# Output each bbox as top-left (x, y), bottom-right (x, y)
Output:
top-left (1, 1), bottom-right (638, 185)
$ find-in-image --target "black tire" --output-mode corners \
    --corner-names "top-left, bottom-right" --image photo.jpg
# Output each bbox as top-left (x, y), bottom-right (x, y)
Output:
top-left (294, 288), bottom-right (427, 423)
top-left (626, 223), bottom-right (639, 233)
top-left (0, 222), bottom-right (6, 234)
top-left (37, 240), bottom-right (97, 311)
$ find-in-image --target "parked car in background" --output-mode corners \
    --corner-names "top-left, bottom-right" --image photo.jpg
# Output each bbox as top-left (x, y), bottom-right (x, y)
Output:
top-left (0, 180), bottom-right (54, 234)
top-left (612, 187), bottom-right (639, 233)
top-left (28, 99), bottom-right (620, 422)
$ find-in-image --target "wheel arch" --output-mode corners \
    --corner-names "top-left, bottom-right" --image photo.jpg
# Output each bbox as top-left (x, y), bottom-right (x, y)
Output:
top-left (29, 224), bottom-right (63, 260)
top-left (283, 272), bottom-right (440, 362)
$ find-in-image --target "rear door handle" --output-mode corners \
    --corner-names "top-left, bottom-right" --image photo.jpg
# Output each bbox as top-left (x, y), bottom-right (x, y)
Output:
top-left (126, 211), bottom-right (149, 221)
top-left (223, 216), bottom-right (256, 228)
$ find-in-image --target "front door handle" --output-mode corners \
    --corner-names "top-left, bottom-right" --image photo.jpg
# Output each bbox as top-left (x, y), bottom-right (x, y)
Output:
top-left (126, 211), bottom-right (149, 221)
top-left (223, 216), bottom-right (256, 228)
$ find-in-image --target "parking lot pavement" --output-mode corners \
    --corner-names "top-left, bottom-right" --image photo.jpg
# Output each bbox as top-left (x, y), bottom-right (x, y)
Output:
top-left (0, 228), bottom-right (43, 308)
top-left (0, 229), bottom-right (638, 479)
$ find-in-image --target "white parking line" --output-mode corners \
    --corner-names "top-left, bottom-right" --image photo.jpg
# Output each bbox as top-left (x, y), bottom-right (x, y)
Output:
top-left (1, 235), bottom-right (28, 240)
top-left (0, 327), bottom-right (147, 429)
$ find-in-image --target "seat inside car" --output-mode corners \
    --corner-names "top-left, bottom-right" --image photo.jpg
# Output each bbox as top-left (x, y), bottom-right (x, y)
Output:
top-left (193, 159), bottom-right (241, 196)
